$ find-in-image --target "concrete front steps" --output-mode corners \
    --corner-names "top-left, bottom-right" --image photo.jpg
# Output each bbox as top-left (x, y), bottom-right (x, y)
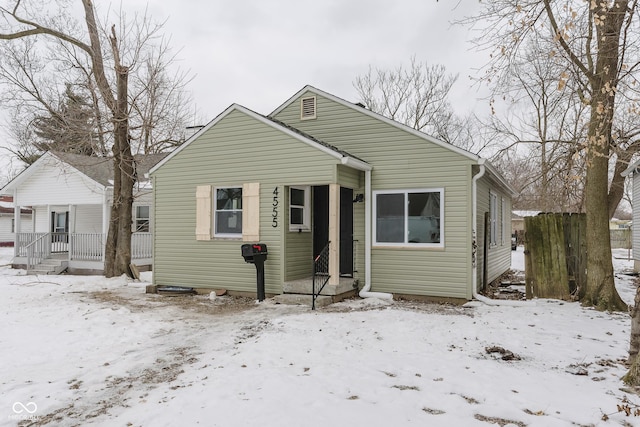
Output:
top-left (28, 256), bottom-right (68, 275)
top-left (273, 276), bottom-right (359, 307)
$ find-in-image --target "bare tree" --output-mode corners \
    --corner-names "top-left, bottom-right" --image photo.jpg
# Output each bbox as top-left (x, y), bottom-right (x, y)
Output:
top-left (0, 2), bottom-right (194, 159)
top-left (0, 0), bottom-right (191, 277)
top-left (463, 1), bottom-right (640, 313)
top-left (353, 57), bottom-right (463, 142)
top-left (128, 40), bottom-right (194, 154)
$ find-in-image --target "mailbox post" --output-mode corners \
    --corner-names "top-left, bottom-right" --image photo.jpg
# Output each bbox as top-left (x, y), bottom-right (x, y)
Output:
top-left (241, 243), bottom-right (268, 301)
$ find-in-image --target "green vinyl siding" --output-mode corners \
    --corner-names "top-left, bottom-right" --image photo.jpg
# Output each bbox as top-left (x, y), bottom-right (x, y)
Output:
top-left (152, 89), bottom-right (512, 300)
top-left (475, 175), bottom-right (512, 289)
top-left (153, 109), bottom-right (344, 293)
top-left (336, 165), bottom-right (362, 189)
top-left (274, 91), bottom-right (474, 298)
top-left (284, 186), bottom-right (313, 281)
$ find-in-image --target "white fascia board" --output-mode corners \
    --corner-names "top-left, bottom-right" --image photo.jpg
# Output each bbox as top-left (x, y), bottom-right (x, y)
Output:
top-left (484, 160), bottom-right (519, 197)
top-left (2, 151), bottom-right (108, 196)
top-left (0, 151), bottom-right (54, 194)
top-left (150, 103), bottom-right (370, 174)
top-left (270, 85), bottom-right (481, 163)
top-left (149, 104), bottom-right (239, 175)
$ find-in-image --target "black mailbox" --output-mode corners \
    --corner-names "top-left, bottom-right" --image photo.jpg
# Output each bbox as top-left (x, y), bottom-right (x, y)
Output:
top-left (241, 243), bottom-right (268, 301)
top-left (241, 243), bottom-right (268, 263)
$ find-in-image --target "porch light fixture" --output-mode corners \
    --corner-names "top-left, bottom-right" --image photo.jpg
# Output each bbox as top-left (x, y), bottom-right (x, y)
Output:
top-left (353, 193), bottom-right (364, 203)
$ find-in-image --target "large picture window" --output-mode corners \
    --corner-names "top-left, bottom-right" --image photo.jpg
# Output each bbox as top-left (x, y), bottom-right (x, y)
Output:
top-left (215, 187), bottom-right (242, 237)
top-left (373, 189), bottom-right (443, 247)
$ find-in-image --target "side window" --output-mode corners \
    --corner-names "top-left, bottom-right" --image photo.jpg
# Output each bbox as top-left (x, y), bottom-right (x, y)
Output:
top-left (289, 186), bottom-right (310, 231)
top-left (215, 187), bottom-right (243, 237)
top-left (490, 191), bottom-right (498, 246)
top-left (501, 197), bottom-right (506, 245)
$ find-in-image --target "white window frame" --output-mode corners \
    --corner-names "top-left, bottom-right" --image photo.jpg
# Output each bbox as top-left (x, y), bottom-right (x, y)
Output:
top-left (134, 205), bottom-right (150, 233)
top-left (214, 186), bottom-right (243, 238)
top-left (490, 191), bottom-right (498, 246)
top-left (289, 186), bottom-right (311, 232)
top-left (501, 196), bottom-right (506, 245)
top-left (372, 188), bottom-right (444, 248)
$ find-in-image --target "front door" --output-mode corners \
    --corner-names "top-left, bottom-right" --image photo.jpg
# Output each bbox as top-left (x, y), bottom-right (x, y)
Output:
top-left (340, 187), bottom-right (354, 277)
top-left (313, 186), bottom-right (329, 261)
top-left (312, 186), bottom-right (354, 277)
top-left (51, 211), bottom-right (69, 249)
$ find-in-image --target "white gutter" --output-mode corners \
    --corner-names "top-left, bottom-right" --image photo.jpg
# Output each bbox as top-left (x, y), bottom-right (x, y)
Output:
top-left (471, 160), bottom-right (535, 307)
top-left (359, 168), bottom-right (393, 301)
top-left (341, 156), bottom-right (372, 172)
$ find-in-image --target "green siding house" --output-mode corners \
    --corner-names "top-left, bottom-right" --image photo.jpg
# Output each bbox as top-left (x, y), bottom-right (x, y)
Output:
top-left (150, 86), bottom-right (516, 302)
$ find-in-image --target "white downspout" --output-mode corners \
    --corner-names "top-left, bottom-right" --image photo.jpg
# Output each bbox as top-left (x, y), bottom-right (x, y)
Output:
top-left (359, 168), bottom-right (393, 300)
top-left (471, 160), bottom-right (534, 307)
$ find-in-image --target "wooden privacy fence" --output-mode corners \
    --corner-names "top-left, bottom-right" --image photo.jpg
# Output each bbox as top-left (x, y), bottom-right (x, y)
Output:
top-left (610, 228), bottom-right (632, 250)
top-left (524, 213), bottom-right (586, 300)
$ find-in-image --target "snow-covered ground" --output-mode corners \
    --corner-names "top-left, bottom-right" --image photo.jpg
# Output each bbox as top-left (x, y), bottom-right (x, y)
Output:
top-left (1, 246), bottom-right (639, 426)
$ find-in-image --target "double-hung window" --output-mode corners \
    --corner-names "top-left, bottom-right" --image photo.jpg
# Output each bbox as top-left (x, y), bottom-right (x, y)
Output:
top-left (215, 187), bottom-right (243, 237)
top-left (135, 205), bottom-right (150, 232)
top-left (373, 189), bottom-right (443, 247)
top-left (289, 186), bottom-right (310, 231)
top-left (490, 191), bottom-right (498, 246)
top-left (501, 196), bottom-right (506, 245)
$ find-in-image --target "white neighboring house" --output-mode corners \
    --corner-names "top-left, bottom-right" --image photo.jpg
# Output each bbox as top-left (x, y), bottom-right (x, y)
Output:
top-left (0, 195), bottom-right (32, 247)
top-left (0, 151), bottom-right (167, 274)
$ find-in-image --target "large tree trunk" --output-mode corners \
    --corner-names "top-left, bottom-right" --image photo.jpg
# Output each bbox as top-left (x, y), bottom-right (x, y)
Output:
top-left (104, 67), bottom-right (132, 277)
top-left (114, 64), bottom-right (133, 276)
top-left (581, 1), bottom-right (627, 312)
top-left (104, 47), bottom-right (132, 277)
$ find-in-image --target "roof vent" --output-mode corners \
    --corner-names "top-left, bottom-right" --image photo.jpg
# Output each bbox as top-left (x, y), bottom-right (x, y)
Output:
top-left (300, 96), bottom-right (316, 120)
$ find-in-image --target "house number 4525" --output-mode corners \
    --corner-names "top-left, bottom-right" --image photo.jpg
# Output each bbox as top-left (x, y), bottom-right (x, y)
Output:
top-left (272, 187), bottom-right (279, 227)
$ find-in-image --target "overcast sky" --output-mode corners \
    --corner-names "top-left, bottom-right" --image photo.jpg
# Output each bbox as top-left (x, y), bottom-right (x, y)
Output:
top-left (1, 0), bottom-right (489, 185)
top-left (133, 0), bottom-right (488, 118)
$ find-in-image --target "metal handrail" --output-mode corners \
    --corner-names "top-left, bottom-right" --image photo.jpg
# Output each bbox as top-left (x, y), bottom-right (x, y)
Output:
top-left (312, 241), bottom-right (331, 310)
top-left (25, 233), bottom-right (52, 273)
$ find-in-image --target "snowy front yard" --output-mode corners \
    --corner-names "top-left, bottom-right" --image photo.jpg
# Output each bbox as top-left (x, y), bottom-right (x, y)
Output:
top-left (1, 247), bottom-right (639, 426)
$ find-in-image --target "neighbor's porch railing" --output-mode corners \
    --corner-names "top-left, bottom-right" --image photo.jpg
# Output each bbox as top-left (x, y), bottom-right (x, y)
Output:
top-left (131, 233), bottom-right (153, 259)
top-left (16, 232), bottom-right (153, 263)
top-left (25, 233), bottom-right (52, 273)
top-left (70, 233), bottom-right (104, 261)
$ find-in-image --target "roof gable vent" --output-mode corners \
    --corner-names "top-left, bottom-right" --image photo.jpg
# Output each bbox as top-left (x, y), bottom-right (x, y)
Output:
top-left (300, 96), bottom-right (316, 120)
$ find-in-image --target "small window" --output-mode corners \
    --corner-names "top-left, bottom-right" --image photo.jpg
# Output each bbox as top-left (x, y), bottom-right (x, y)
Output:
top-left (490, 192), bottom-right (498, 246)
top-left (135, 205), bottom-right (150, 232)
top-left (215, 187), bottom-right (243, 237)
top-left (373, 189), bottom-right (443, 247)
top-left (289, 186), bottom-right (310, 231)
top-left (301, 96), bottom-right (316, 120)
top-left (501, 197), bottom-right (506, 245)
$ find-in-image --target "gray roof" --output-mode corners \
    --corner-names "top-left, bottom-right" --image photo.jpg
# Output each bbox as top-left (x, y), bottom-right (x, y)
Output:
top-left (52, 151), bottom-right (169, 186)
